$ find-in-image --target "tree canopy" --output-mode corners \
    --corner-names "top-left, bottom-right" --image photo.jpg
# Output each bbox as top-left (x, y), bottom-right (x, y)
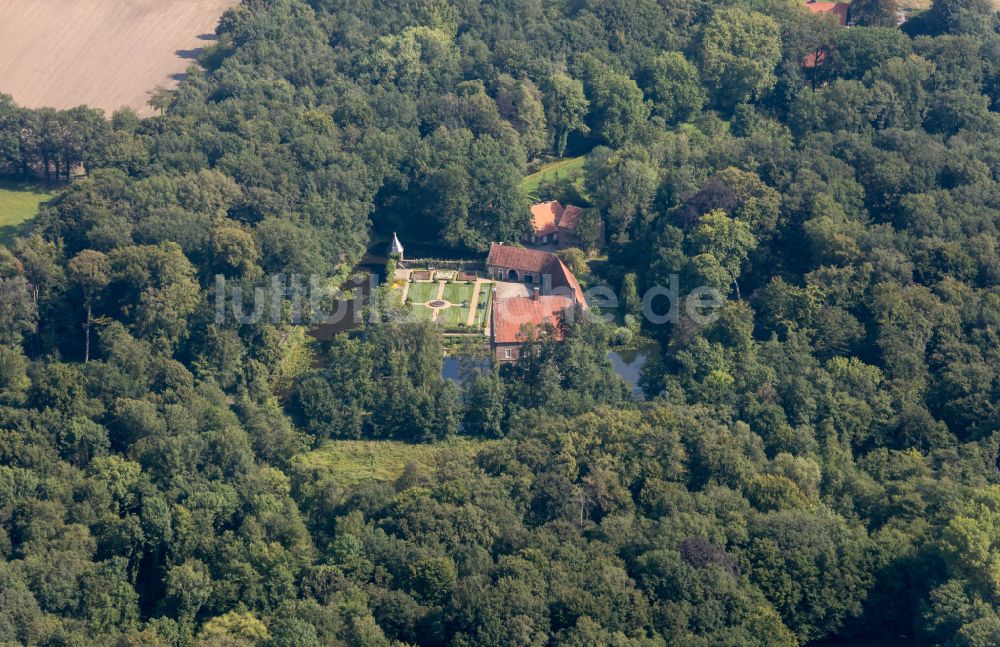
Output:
top-left (1, 0), bottom-right (1000, 643)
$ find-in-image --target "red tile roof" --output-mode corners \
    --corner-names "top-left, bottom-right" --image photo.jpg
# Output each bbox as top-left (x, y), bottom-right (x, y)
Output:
top-left (559, 204), bottom-right (584, 231)
top-left (488, 243), bottom-right (553, 275)
top-left (492, 294), bottom-right (576, 344)
top-left (549, 256), bottom-right (587, 309)
top-left (487, 244), bottom-right (588, 309)
top-left (488, 242), bottom-right (591, 346)
top-left (531, 201), bottom-right (563, 237)
top-left (806, 1), bottom-right (848, 24)
top-left (529, 200), bottom-right (586, 236)
top-left (804, 49), bottom-right (829, 68)
top-left (802, 2), bottom-right (846, 68)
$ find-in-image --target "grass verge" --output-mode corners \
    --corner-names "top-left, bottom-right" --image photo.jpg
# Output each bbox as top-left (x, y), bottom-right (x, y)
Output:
top-left (472, 283), bottom-right (492, 329)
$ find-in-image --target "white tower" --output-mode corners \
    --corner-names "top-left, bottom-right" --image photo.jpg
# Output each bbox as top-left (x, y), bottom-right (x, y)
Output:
top-left (388, 232), bottom-right (404, 261)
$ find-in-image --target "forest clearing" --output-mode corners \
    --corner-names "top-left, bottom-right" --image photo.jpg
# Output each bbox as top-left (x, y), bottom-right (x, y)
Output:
top-left (292, 439), bottom-right (495, 487)
top-left (0, 179), bottom-right (57, 243)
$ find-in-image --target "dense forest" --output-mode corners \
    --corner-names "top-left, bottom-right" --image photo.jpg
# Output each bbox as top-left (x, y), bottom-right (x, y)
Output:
top-left (2, 0), bottom-right (1000, 644)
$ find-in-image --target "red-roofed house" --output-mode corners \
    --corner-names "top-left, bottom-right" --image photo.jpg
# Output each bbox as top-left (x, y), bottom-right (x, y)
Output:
top-left (491, 290), bottom-right (577, 361)
top-left (804, 50), bottom-right (830, 69)
top-left (486, 243), bottom-right (588, 361)
top-left (527, 200), bottom-right (593, 248)
top-left (486, 244), bottom-right (587, 305)
top-left (806, 1), bottom-right (849, 24)
top-left (803, 1), bottom-right (849, 69)
top-left (487, 243), bottom-right (551, 283)
top-left (530, 201), bottom-right (562, 243)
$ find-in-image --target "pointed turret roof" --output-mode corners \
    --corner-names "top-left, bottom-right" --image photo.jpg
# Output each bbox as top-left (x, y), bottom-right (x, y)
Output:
top-left (389, 232), bottom-right (404, 255)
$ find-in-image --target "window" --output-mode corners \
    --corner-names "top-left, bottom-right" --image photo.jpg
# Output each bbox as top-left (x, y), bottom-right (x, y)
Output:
top-left (524, 274), bottom-right (533, 283)
top-left (504, 349), bottom-right (513, 359)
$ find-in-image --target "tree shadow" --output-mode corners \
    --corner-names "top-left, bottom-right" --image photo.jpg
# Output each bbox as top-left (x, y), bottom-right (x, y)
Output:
top-left (0, 223), bottom-right (22, 244)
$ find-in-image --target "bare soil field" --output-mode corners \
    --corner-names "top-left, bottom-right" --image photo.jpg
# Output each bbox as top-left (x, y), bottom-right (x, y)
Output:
top-left (0, 0), bottom-right (239, 117)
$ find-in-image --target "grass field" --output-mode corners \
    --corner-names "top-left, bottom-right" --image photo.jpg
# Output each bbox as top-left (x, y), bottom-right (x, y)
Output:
top-left (520, 156), bottom-right (586, 198)
top-left (407, 281), bottom-right (441, 303)
top-left (291, 438), bottom-right (495, 487)
top-left (0, 179), bottom-right (59, 243)
top-left (0, 0), bottom-right (239, 117)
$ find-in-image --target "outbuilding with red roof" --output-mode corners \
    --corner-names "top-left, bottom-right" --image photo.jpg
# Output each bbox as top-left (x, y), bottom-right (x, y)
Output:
top-left (527, 200), bottom-right (596, 248)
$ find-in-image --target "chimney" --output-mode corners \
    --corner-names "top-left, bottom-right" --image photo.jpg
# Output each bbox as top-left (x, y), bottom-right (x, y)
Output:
top-left (532, 287), bottom-right (540, 301)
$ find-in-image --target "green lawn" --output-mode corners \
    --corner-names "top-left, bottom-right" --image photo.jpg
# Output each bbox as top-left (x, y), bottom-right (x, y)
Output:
top-left (407, 281), bottom-right (441, 303)
top-left (520, 156), bottom-right (586, 198)
top-left (442, 282), bottom-right (474, 305)
top-left (0, 178), bottom-right (59, 243)
top-left (410, 305), bottom-right (437, 322)
top-left (438, 283), bottom-right (476, 330)
top-left (291, 438), bottom-right (495, 487)
top-left (437, 303), bottom-right (470, 329)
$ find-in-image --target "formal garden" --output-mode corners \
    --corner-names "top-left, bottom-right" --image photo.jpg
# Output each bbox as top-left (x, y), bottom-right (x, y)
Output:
top-left (393, 269), bottom-right (494, 333)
